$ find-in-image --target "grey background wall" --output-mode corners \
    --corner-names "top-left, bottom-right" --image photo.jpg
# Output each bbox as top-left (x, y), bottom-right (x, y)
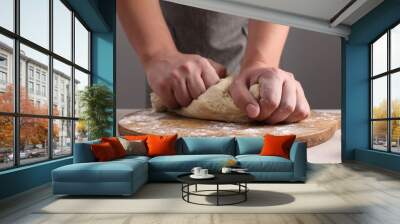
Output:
top-left (116, 17), bottom-right (341, 111)
top-left (116, 18), bottom-right (148, 109)
top-left (280, 28), bottom-right (341, 110)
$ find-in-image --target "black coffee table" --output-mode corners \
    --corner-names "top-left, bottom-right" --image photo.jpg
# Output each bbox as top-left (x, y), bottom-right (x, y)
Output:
top-left (177, 173), bottom-right (255, 206)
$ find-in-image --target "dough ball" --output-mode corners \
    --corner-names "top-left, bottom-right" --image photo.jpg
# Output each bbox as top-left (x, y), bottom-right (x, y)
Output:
top-left (151, 76), bottom-right (260, 123)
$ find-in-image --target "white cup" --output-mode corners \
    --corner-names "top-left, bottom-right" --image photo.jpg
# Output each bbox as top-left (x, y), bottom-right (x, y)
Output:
top-left (221, 167), bottom-right (232, 174)
top-left (200, 169), bottom-right (208, 176)
top-left (191, 167), bottom-right (202, 176)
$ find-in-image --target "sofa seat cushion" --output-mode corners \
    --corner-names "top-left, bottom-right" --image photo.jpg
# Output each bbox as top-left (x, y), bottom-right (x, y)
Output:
top-left (117, 155), bottom-right (150, 163)
top-left (53, 159), bottom-right (147, 183)
top-left (149, 154), bottom-right (235, 172)
top-left (236, 155), bottom-right (293, 172)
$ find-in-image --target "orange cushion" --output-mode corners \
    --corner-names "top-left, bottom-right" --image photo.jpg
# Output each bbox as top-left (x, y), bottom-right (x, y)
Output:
top-left (124, 135), bottom-right (149, 141)
top-left (91, 142), bottom-right (118, 161)
top-left (259, 134), bottom-right (296, 159)
top-left (101, 137), bottom-right (127, 158)
top-left (146, 134), bottom-right (177, 157)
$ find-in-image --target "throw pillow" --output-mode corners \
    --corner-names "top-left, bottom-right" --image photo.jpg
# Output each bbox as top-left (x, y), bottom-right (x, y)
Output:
top-left (118, 137), bottom-right (147, 156)
top-left (124, 135), bottom-right (149, 141)
top-left (91, 142), bottom-right (117, 161)
top-left (259, 134), bottom-right (296, 159)
top-left (101, 137), bottom-right (127, 158)
top-left (146, 134), bottom-right (178, 157)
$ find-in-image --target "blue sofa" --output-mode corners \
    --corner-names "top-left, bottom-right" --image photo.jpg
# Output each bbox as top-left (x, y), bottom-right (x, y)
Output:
top-left (52, 137), bottom-right (307, 196)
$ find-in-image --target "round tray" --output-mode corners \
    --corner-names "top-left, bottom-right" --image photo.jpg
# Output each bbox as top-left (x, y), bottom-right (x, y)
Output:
top-left (118, 109), bottom-right (340, 147)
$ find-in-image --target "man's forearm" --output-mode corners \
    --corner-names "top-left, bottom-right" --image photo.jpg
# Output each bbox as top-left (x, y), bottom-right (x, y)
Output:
top-left (117, 0), bottom-right (177, 66)
top-left (241, 20), bottom-right (289, 70)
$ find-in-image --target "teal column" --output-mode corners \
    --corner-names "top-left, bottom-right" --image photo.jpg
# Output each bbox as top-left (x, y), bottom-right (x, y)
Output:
top-left (342, 42), bottom-right (369, 160)
top-left (91, 31), bottom-right (115, 135)
top-left (90, 0), bottom-right (116, 136)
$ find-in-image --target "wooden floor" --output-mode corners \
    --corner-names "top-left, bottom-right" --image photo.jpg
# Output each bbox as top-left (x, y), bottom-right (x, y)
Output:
top-left (1, 162), bottom-right (400, 224)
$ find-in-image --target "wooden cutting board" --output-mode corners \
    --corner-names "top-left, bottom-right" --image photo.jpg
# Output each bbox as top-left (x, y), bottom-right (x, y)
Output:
top-left (118, 109), bottom-right (341, 147)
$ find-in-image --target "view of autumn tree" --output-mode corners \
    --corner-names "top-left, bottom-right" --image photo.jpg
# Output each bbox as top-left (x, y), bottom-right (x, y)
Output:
top-left (0, 84), bottom-right (59, 153)
top-left (372, 99), bottom-right (400, 143)
top-left (0, 85), bottom-right (14, 151)
top-left (0, 116), bottom-right (12, 149)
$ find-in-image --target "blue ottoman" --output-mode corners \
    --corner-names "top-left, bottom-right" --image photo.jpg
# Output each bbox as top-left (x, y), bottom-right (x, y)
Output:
top-left (52, 156), bottom-right (148, 196)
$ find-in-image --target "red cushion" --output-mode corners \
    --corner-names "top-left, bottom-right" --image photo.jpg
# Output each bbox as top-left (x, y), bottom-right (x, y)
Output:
top-left (101, 137), bottom-right (127, 158)
top-left (146, 134), bottom-right (177, 157)
top-left (259, 134), bottom-right (296, 159)
top-left (91, 142), bottom-right (118, 161)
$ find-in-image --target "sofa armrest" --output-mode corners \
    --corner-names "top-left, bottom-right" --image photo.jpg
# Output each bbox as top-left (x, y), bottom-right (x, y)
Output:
top-left (73, 140), bottom-right (100, 163)
top-left (289, 141), bottom-right (307, 181)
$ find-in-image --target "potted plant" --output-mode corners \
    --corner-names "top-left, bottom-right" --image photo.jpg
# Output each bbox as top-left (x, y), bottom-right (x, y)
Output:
top-left (79, 84), bottom-right (113, 140)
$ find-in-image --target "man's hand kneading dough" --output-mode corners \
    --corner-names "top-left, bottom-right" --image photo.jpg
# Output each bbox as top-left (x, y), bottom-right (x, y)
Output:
top-left (118, 0), bottom-right (310, 124)
top-left (144, 51), bottom-right (226, 109)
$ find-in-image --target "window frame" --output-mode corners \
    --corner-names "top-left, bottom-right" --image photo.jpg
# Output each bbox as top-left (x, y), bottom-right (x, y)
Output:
top-left (369, 20), bottom-right (400, 154)
top-left (0, 53), bottom-right (7, 68)
top-left (0, 71), bottom-right (7, 86)
top-left (0, 0), bottom-right (92, 171)
top-left (0, 53), bottom-right (8, 89)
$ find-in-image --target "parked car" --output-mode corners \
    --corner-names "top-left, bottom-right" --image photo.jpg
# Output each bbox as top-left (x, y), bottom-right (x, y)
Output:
top-left (20, 151), bottom-right (31, 159)
top-left (53, 149), bottom-right (62, 156)
top-left (30, 150), bottom-right (43, 158)
top-left (8, 152), bottom-right (30, 160)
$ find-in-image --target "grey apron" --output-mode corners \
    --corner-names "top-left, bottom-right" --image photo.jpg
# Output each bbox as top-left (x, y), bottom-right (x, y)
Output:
top-left (160, 2), bottom-right (248, 74)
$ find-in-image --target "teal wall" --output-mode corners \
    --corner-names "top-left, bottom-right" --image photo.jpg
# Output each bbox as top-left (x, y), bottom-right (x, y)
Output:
top-left (343, 0), bottom-right (400, 171)
top-left (0, 0), bottom-right (116, 200)
top-left (66, 0), bottom-right (110, 32)
top-left (355, 149), bottom-right (400, 172)
top-left (0, 158), bottom-right (72, 199)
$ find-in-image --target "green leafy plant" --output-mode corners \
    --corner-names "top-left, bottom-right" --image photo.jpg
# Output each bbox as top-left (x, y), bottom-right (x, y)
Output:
top-left (79, 84), bottom-right (113, 140)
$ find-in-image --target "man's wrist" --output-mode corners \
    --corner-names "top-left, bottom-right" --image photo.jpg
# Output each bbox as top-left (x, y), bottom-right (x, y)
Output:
top-left (240, 59), bottom-right (278, 73)
top-left (141, 47), bottom-right (179, 68)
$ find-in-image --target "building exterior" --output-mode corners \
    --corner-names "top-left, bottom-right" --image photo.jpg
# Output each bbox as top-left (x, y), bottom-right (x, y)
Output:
top-left (0, 41), bottom-right (77, 150)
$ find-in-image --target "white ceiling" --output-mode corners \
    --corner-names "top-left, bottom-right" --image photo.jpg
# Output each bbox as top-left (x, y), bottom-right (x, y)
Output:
top-left (341, 0), bottom-right (383, 25)
top-left (163, 0), bottom-right (384, 38)
top-left (227, 0), bottom-right (352, 21)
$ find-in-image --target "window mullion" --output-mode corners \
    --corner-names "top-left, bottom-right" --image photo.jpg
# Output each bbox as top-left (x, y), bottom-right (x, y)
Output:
top-left (71, 10), bottom-right (76, 155)
top-left (13, 0), bottom-right (20, 167)
top-left (370, 45), bottom-right (373, 149)
top-left (88, 30), bottom-right (91, 74)
top-left (388, 30), bottom-right (391, 153)
top-left (48, 0), bottom-right (54, 160)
